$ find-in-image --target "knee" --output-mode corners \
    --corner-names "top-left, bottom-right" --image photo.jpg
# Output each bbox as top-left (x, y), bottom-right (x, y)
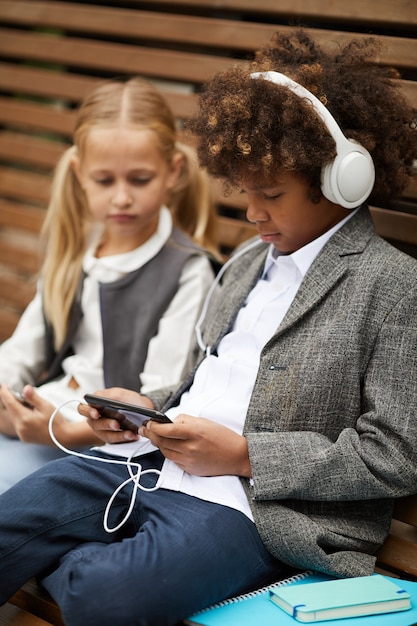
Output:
top-left (58, 560), bottom-right (183, 626)
top-left (42, 547), bottom-right (122, 625)
top-left (49, 550), bottom-right (171, 626)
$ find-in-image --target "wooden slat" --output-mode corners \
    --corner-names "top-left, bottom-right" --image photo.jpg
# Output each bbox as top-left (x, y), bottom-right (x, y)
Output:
top-left (0, 28), bottom-right (235, 85)
top-left (0, 274), bottom-right (37, 309)
top-left (0, 63), bottom-right (197, 119)
top-left (400, 79), bottom-right (417, 106)
top-left (0, 236), bottom-right (41, 275)
top-left (0, 199), bottom-right (45, 234)
top-left (0, 66), bottom-right (198, 122)
top-left (0, 167), bottom-right (51, 205)
top-left (376, 495), bottom-right (417, 579)
top-left (0, 309), bottom-right (21, 343)
top-left (370, 208), bottom-right (417, 246)
top-left (376, 534), bottom-right (417, 579)
top-left (216, 215), bottom-right (256, 250)
top-left (0, 132), bottom-right (66, 170)
top-left (1, 2), bottom-right (416, 70)
top-left (0, 97), bottom-right (74, 138)
top-left (0, 61), bottom-right (98, 103)
top-left (0, 602), bottom-right (54, 626)
top-left (0, 129), bottom-right (197, 173)
top-left (9, 580), bottom-right (64, 626)
top-left (403, 176), bottom-right (417, 201)
top-left (122, 0), bottom-right (417, 28)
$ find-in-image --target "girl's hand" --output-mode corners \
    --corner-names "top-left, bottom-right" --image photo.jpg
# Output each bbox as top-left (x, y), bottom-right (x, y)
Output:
top-left (0, 384), bottom-right (60, 444)
top-left (139, 414), bottom-right (252, 478)
top-left (0, 384), bottom-right (18, 436)
top-left (79, 387), bottom-right (153, 445)
top-left (0, 384), bottom-right (102, 448)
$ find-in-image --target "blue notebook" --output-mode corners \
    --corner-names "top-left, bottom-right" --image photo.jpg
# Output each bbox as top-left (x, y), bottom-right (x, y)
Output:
top-left (269, 574), bottom-right (410, 622)
top-left (184, 572), bottom-right (417, 626)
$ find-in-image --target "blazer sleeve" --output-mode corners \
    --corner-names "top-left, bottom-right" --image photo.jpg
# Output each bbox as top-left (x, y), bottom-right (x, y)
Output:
top-left (247, 285), bottom-right (417, 502)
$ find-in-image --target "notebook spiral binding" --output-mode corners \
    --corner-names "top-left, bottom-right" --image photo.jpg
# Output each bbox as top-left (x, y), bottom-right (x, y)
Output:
top-left (193, 570), bottom-right (313, 615)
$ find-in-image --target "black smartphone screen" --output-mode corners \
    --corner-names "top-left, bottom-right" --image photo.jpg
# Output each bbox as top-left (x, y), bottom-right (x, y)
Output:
top-left (84, 394), bottom-right (172, 433)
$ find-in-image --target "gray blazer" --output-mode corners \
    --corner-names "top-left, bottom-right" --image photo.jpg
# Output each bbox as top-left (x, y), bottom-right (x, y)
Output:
top-left (150, 207), bottom-right (417, 578)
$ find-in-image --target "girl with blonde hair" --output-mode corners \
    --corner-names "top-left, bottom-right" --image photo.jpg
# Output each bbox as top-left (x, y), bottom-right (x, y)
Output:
top-left (0, 77), bottom-right (219, 492)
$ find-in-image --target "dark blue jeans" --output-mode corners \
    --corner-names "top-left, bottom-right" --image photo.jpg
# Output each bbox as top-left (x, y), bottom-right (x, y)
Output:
top-left (0, 450), bottom-right (290, 626)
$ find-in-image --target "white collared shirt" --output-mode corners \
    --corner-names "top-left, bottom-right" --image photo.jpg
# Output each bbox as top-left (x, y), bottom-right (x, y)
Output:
top-left (103, 211), bottom-right (358, 519)
top-left (161, 211), bottom-right (358, 518)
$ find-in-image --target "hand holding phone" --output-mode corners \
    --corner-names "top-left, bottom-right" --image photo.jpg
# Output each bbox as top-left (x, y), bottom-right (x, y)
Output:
top-left (84, 394), bottom-right (172, 434)
top-left (10, 389), bottom-right (34, 409)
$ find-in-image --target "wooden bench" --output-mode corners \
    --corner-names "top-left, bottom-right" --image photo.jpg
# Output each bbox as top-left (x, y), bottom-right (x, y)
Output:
top-left (0, 0), bottom-right (417, 344)
top-left (377, 497), bottom-right (417, 581)
top-left (0, 1), bottom-right (416, 623)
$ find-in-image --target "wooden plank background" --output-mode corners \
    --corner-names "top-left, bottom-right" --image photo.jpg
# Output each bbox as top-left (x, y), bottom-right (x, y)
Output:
top-left (0, 0), bottom-right (416, 342)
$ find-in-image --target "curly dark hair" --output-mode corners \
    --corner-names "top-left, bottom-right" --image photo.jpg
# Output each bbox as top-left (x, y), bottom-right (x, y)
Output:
top-left (188, 30), bottom-right (417, 204)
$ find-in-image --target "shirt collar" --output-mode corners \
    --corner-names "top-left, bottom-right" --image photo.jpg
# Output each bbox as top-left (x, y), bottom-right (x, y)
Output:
top-left (83, 206), bottom-right (172, 276)
top-left (262, 208), bottom-right (359, 280)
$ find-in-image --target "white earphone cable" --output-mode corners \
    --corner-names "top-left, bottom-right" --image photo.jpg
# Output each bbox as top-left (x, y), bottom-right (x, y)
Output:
top-left (47, 239), bottom-right (263, 532)
top-left (195, 237), bottom-right (264, 354)
top-left (48, 399), bottom-right (161, 533)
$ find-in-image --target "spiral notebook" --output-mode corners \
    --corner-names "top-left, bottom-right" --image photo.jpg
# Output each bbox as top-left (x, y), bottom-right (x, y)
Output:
top-left (184, 572), bottom-right (417, 626)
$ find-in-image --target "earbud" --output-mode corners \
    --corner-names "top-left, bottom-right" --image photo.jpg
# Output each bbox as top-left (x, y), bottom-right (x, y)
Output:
top-left (251, 71), bottom-right (375, 209)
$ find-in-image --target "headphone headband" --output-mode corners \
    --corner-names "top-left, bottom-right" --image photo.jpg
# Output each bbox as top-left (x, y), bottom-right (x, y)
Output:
top-left (251, 71), bottom-right (375, 209)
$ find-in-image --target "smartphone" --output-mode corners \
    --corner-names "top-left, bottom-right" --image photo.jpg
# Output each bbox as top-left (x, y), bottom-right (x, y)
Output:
top-left (84, 394), bottom-right (172, 433)
top-left (10, 389), bottom-right (34, 409)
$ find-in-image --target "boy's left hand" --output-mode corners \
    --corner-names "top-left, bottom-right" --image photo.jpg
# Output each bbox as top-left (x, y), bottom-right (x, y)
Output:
top-left (139, 415), bottom-right (252, 478)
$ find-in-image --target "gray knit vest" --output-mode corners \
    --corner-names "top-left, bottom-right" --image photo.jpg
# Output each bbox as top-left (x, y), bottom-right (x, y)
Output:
top-left (40, 228), bottom-right (206, 392)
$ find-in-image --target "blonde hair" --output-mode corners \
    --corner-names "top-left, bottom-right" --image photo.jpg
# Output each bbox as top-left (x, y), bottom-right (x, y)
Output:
top-left (41, 78), bottom-right (219, 349)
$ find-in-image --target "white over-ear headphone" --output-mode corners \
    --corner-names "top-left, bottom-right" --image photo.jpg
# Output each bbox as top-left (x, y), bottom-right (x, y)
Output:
top-left (251, 71), bottom-right (375, 209)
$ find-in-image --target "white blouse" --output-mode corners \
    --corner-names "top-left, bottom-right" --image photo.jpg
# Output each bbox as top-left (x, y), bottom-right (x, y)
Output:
top-left (0, 208), bottom-right (214, 421)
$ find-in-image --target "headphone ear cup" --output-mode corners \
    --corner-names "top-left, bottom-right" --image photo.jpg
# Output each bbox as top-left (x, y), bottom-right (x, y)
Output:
top-left (251, 72), bottom-right (376, 209)
top-left (321, 140), bottom-right (375, 209)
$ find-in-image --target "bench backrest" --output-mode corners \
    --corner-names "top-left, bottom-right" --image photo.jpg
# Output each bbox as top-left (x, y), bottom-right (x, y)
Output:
top-left (0, 0), bottom-right (416, 344)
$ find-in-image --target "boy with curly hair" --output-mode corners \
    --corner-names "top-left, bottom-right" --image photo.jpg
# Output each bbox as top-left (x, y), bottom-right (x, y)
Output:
top-left (0, 30), bottom-right (416, 626)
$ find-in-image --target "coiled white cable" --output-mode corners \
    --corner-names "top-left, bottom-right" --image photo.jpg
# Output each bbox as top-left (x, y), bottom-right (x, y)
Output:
top-left (46, 240), bottom-right (264, 532)
top-left (48, 399), bottom-right (161, 533)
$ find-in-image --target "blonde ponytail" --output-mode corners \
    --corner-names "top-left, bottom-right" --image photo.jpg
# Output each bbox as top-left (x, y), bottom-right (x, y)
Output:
top-left (41, 146), bottom-right (92, 349)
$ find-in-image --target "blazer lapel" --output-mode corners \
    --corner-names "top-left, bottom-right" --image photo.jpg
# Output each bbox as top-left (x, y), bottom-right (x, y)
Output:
top-left (274, 207), bottom-right (375, 337)
top-left (207, 241), bottom-right (268, 349)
